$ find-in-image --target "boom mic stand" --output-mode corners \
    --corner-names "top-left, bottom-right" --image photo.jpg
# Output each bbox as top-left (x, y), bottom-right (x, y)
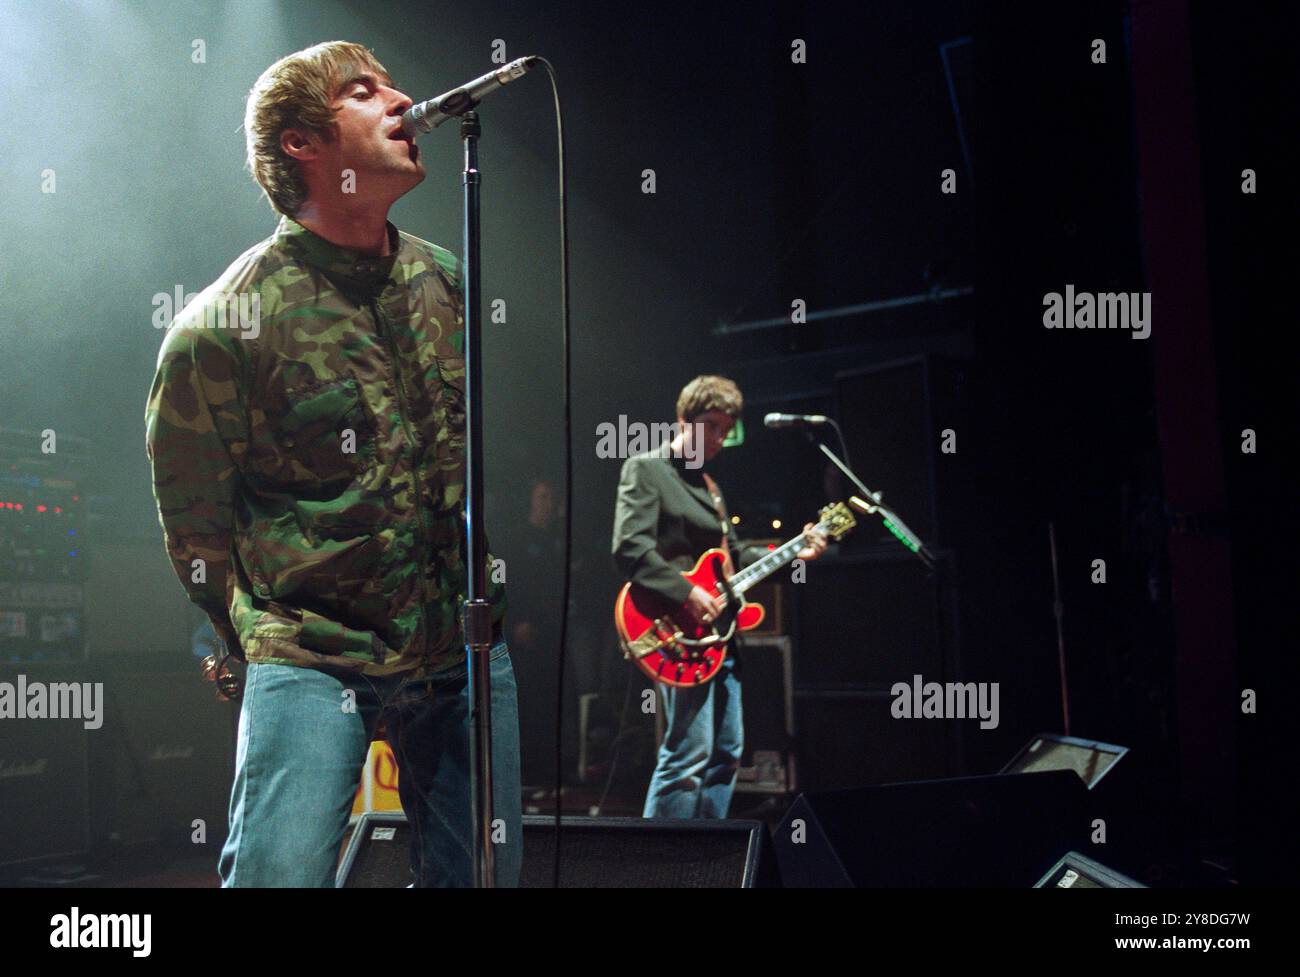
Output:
top-left (804, 431), bottom-right (935, 568)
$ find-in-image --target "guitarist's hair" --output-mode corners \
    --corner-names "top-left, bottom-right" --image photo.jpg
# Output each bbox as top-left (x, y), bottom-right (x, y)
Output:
top-left (676, 375), bottom-right (743, 423)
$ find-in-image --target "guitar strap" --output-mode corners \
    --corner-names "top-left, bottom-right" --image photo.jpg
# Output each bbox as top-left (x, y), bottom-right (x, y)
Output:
top-left (700, 472), bottom-right (744, 671)
top-left (700, 472), bottom-right (731, 560)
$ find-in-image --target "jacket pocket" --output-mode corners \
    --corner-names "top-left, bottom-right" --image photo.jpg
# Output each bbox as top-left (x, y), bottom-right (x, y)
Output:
top-left (265, 376), bottom-right (377, 493)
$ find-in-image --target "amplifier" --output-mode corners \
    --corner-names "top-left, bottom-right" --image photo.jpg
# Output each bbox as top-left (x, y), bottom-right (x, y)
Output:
top-left (740, 539), bottom-right (788, 637)
top-left (89, 669), bottom-right (239, 851)
top-left (0, 665), bottom-right (91, 866)
top-left (0, 429), bottom-right (89, 665)
top-left (734, 635), bottom-right (796, 795)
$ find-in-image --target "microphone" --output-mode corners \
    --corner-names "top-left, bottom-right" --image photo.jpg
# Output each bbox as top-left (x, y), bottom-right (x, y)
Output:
top-left (401, 56), bottom-right (538, 136)
top-left (764, 413), bottom-right (831, 429)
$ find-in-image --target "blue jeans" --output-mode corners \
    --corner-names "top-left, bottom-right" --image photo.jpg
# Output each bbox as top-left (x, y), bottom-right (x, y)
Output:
top-left (219, 643), bottom-right (522, 887)
top-left (643, 654), bottom-right (743, 818)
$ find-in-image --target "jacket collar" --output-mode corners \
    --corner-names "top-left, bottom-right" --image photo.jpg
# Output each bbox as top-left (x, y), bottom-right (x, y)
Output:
top-left (657, 442), bottom-right (719, 515)
top-left (274, 215), bottom-right (401, 293)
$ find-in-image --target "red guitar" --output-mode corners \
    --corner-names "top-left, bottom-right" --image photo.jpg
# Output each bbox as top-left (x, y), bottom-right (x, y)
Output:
top-left (615, 501), bottom-right (857, 687)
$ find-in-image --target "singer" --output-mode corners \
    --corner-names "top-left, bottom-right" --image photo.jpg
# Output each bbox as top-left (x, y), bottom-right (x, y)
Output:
top-left (611, 376), bottom-right (828, 818)
top-left (144, 41), bottom-right (522, 887)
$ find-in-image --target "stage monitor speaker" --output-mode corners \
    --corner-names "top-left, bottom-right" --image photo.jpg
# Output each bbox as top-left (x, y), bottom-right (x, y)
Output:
top-left (1001, 733), bottom-right (1153, 882)
top-left (1001, 733), bottom-right (1128, 789)
top-left (1035, 851), bottom-right (1146, 888)
top-left (338, 813), bottom-right (778, 888)
top-left (774, 770), bottom-right (1090, 887)
top-left (521, 815), bottom-right (776, 887)
top-left (0, 666), bottom-right (90, 866)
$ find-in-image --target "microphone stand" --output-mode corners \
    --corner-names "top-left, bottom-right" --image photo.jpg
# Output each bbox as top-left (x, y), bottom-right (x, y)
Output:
top-left (459, 109), bottom-right (496, 888)
top-left (804, 431), bottom-right (935, 568)
top-left (404, 59), bottom-right (541, 888)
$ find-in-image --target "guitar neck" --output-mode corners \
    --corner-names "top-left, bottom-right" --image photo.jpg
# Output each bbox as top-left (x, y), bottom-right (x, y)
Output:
top-left (729, 527), bottom-right (821, 595)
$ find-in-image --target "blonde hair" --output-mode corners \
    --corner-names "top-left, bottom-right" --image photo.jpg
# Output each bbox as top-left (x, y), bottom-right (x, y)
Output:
top-left (676, 375), bottom-right (744, 422)
top-left (244, 41), bottom-right (392, 216)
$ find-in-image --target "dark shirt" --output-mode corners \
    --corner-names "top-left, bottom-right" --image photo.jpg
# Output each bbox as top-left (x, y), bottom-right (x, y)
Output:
top-left (611, 445), bottom-right (765, 605)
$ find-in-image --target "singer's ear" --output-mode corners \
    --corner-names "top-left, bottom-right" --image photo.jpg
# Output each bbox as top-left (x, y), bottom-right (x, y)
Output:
top-left (280, 127), bottom-right (319, 162)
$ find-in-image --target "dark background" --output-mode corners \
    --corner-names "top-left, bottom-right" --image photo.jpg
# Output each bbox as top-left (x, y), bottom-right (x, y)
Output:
top-left (0, 0), bottom-right (1292, 887)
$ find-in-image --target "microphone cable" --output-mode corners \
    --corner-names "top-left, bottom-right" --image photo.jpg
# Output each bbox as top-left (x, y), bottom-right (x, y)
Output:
top-left (593, 662), bottom-right (639, 817)
top-left (531, 58), bottom-right (573, 890)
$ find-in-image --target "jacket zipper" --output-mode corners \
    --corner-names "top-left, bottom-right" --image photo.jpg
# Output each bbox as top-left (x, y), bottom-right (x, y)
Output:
top-left (370, 298), bottom-right (432, 659)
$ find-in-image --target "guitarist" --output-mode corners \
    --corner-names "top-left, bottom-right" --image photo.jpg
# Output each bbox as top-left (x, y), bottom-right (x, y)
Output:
top-left (611, 375), bottom-right (828, 818)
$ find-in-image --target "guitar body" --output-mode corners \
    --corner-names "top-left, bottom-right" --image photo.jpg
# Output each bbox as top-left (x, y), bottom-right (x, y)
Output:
top-left (613, 502), bottom-right (856, 688)
top-left (615, 548), bottom-right (765, 688)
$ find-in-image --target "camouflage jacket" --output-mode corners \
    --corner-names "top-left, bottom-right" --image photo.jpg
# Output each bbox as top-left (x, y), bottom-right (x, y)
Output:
top-left (145, 215), bottom-right (506, 677)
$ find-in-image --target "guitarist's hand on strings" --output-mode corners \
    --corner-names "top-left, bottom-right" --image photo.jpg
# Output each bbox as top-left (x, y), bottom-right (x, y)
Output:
top-left (796, 523), bottom-right (829, 562)
top-left (685, 586), bottom-right (725, 628)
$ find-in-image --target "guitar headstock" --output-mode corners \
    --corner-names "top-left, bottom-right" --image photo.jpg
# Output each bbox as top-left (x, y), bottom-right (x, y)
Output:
top-left (817, 501), bottom-right (857, 540)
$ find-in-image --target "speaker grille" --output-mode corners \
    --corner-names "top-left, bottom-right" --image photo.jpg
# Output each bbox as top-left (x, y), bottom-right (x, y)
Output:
top-left (522, 818), bottom-right (759, 888)
top-left (339, 820), bottom-right (412, 888)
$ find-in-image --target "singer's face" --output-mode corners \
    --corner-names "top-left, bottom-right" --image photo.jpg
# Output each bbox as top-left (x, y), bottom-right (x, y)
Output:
top-left (681, 410), bottom-right (734, 462)
top-left (325, 72), bottom-right (425, 193)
